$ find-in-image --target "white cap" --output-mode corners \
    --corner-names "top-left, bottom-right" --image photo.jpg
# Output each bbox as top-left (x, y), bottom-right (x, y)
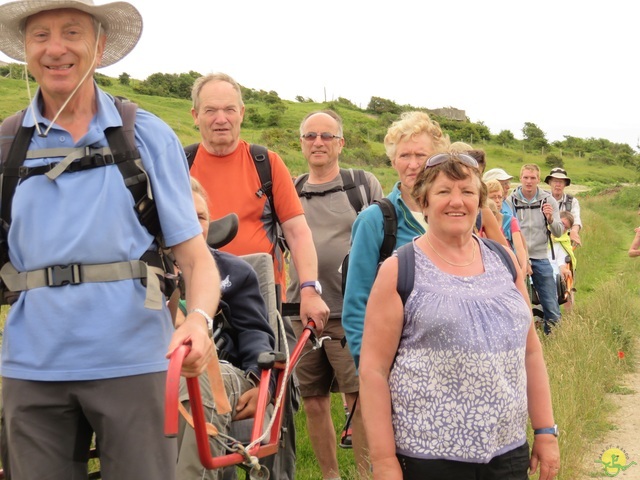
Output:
top-left (483, 168), bottom-right (513, 182)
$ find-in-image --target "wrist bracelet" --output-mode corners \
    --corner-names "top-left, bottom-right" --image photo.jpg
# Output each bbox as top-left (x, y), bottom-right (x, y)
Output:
top-left (188, 308), bottom-right (213, 331)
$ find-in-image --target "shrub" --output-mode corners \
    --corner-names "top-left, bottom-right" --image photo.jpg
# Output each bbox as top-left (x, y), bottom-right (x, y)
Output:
top-left (545, 153), bottom-right (563, 168)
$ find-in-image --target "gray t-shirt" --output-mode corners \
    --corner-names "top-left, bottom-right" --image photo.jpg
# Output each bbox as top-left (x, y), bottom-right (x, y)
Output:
top-left (286, 170), bottom-right (383, 319)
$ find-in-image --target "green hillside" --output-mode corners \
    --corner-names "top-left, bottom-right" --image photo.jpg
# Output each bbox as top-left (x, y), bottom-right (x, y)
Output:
top-left (2, 74), bottom-right (639, 194)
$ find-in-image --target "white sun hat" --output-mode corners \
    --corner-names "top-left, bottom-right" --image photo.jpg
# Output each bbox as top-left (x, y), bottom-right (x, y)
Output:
top-left (0, 0), bottom-right (142, 67)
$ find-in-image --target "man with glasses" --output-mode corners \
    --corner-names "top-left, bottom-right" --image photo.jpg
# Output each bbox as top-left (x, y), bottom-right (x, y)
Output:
top-left (188, 72), bottom-right (329, 479)
top-left (288, 111), bottom-right (382, 479)
top-left (545, 167), bottom-right (582, 247)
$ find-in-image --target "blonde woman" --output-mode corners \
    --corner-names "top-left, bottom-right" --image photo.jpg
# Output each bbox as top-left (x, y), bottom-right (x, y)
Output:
top-left (343, 111), bottom-right (450, 369)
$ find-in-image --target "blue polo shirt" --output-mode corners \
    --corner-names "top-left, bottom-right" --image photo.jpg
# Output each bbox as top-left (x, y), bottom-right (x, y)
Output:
top-left (1, 86), bottom-right (201, 381)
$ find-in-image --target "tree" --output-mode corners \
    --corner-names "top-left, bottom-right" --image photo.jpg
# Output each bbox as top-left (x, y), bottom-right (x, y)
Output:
top-left (367, 96), bottom-right (401, 115)
top-left (495, 130), bottom-right (516, 145)
top-left (94, 73), bottom-right (112, 86)
top-left (118, 72), bottom-right (131, 86)
top-left (545, 153), bottom-right (563, 169)
top-left (522, 122), bottom-right (549, 152)
top-left (134, 71), bottom-right (201, 99)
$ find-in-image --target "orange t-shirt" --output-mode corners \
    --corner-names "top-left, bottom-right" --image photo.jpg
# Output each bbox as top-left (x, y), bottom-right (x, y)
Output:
top-left (190, 140), bottom-right (304, 292)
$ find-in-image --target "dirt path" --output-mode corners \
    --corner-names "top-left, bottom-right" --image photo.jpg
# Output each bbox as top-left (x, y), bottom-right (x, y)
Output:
top-left (579, 352), bottom-right (640, 479)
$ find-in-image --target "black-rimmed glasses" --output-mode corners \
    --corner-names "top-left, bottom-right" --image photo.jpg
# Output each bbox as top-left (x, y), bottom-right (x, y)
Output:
top-left (424, 153), bottom-right (479, 170)
top-left (301, 132), bottom-right (342, 142)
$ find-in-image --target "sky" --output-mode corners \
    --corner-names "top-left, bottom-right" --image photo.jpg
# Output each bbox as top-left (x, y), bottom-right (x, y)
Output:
top-left (2, 0), bottom-right (639, 150)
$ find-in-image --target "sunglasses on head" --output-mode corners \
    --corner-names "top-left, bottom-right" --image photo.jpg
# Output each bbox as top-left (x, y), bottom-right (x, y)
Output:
top-left (424, 153), bottom-right (479, 170)
top-left (301, 132), bottom-right (342, 142)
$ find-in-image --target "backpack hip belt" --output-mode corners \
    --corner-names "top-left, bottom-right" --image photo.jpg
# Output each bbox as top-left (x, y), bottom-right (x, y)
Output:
top-left (0, 259), bottom-right (165, 310)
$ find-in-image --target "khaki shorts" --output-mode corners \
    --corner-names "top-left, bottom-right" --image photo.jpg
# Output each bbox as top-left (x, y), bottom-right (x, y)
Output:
top-left (292, 318), bottom-right (359, 397)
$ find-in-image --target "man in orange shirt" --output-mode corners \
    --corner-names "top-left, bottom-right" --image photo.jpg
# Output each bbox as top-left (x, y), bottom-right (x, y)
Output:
top-left (189, 73), bottom-right (328, 332)
top-left (188, 72), bottom-right (329, 479)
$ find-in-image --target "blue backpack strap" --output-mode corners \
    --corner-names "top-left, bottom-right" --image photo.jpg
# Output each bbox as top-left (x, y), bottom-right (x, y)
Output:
top-left (480, 237), bottom-right (517, 282)
top-left (396, 242), bottom-right (415, 306)
top-left (475, 210), bottom-right (482, 232)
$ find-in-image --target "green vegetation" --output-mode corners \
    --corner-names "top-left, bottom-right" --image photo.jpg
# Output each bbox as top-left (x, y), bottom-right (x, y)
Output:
top-left (1, 71), bottom-right (639, 479)
top-left (2, 69), bottom-right (639, 188)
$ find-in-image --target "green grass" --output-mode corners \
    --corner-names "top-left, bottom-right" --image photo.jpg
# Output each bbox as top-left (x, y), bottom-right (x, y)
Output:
top-left (530, 189), bottom-right (640, 479)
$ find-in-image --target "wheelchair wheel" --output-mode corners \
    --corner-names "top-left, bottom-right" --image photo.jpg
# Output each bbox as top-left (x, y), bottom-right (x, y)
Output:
top-left (249, 465), bottom-right (270, 479)
top-left (556, 274), bottom-right (568, 305)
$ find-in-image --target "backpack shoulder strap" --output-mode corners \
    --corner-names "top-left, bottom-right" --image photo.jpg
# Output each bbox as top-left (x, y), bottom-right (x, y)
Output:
top-left (250, 143), bottom-right (279, 223)
top-left (475, 209), bottom-right (482, 232)
top-left (564, 194), bottom-right (573, 212)
top-left (294, 172), bottom-right (309, 196)
top-left (184, 143), bottom-right (199, 168)
top-left (396, 242), bottom-right (415, 306)
top-left (374, 198), bottom-right (397, 262)
top-left (339, 168), bottom-right (362, 213)
top-left (105, 97), bottom-right (160, 238)
top-left (1, 109), bottom-right (33, 226)
top-left (0, 109), bottom-right (28, 166)
top-left (513, 196), bottom-right (542, 210)
top-left (340, 168), bottom-right (371, 214)
top-left (480, 237), bottom-right (517, 282)
top-left (353, 169), bottom-right (372, 206)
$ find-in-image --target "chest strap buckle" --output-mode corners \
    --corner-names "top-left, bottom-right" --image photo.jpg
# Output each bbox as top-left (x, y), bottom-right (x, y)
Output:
top-left (46, 264), bottom-right (81, 287)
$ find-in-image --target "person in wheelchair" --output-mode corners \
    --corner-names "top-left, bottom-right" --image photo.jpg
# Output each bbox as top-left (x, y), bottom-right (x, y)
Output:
top-left (175, 178), bottom-right (277, 480)
top-left (548, 211), bottom-right (577, 313)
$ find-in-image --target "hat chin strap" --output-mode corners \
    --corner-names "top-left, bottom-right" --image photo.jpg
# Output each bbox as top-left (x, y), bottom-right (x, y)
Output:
top-left (25, 23), bottom-right (103, 138)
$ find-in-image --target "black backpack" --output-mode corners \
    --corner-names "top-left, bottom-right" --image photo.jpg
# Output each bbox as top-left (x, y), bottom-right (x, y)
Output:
top-left (396, 237), bottom-right (518, 305)
top-left (341, 197), bottom-right (397, 296)
top-left (294, 168), bottom-right (372, 214)
top-left (0, 97), bottom-right (171, 304)
top-left (559, 194), bottom-right (573, 213)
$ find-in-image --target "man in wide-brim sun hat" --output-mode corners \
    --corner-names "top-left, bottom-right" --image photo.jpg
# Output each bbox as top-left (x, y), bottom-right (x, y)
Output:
top-left (0, 0), bottom-right (142, 67)
top-left (544, 167), bottom-right (583, 246)
top-left (0, 1), bottom-right (221, 479)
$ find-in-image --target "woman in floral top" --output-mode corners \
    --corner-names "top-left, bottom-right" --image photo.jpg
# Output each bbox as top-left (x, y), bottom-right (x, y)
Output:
top-left (359, 153), bottom-right (560, 480)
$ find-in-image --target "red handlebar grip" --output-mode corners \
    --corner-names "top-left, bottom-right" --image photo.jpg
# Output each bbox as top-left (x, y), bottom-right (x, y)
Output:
top-left (164, 344), bottom-right (191, 437)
